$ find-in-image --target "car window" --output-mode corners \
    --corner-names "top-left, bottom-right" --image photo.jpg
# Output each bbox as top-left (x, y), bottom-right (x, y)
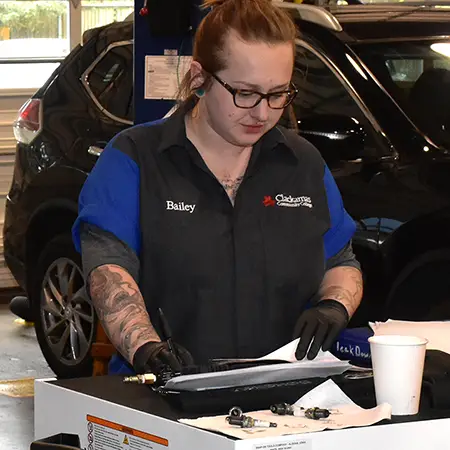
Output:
top-left (354, 41), bottom-right (450, 147)
top-left (293, 46), bottom-right (361, 119)
top-left (84, 42), bottom-right (133, 123)
top-left (290, 44), bottom-right (378, 168)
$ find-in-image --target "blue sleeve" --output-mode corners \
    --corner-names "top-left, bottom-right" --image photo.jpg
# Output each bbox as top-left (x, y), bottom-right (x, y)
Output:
top-left (323, 165), bottom-right (356, 260)
top-left (72, 144), bottom-right (140, 255)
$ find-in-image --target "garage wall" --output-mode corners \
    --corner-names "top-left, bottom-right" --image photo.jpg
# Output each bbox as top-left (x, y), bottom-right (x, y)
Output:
top-left (0, 90), bottom-right (33, 288)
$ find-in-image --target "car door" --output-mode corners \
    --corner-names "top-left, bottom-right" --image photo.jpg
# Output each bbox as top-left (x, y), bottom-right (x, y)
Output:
top-left (291, 41), bottom-right (410, 323)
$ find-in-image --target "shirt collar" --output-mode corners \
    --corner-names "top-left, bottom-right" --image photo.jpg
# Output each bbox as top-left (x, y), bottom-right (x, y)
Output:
top-left (155, 106), bottom-right (190, 153)
top-left (155, 105), bottom-right (297, 158)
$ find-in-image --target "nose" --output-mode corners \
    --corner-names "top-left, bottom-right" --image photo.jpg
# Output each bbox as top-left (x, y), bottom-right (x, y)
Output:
top-left (251, 98), bottom-right (270, 122)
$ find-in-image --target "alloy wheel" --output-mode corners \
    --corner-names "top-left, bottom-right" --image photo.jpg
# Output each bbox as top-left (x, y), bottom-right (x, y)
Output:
top-left (40, 258), bottom-right (95, 366)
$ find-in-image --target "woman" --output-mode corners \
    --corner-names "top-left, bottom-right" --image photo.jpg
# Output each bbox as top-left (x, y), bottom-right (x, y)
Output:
top-left (73, 0), bottom-right (363, 376)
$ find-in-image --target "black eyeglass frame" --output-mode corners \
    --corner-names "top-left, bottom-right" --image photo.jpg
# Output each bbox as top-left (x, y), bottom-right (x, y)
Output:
top-left (211, 73), bottom-right (298, 109)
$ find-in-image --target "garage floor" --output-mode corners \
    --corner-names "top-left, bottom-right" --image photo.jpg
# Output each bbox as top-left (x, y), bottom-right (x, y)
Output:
top-left (0, 298), bottom-right (54, 450)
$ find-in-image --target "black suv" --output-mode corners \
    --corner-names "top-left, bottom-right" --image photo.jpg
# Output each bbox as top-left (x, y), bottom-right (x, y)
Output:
top-left (5, 3), bottom-right (450, 378)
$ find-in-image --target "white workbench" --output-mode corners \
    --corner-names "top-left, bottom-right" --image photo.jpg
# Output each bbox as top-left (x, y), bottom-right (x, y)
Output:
top-left (34, 376), bottom-right (450, 450)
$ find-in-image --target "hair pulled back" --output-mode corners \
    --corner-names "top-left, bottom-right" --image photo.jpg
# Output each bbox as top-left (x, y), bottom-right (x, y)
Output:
top-left (178, 0), bottom-right (298, 106)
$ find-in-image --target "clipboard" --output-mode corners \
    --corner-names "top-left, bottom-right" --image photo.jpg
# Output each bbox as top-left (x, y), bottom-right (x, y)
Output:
top-left (155, 371), bottom-right (375, 414)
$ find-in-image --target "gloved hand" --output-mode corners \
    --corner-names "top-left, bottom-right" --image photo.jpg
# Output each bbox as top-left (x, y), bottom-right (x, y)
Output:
top-left (293, 300), bottom-right (349, 360)
top-left (132, 341), bottom-right (195, 375)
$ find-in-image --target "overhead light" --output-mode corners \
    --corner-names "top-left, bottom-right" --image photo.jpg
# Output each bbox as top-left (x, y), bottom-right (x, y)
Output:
top-left (431, 43), bottom-right (450, 58)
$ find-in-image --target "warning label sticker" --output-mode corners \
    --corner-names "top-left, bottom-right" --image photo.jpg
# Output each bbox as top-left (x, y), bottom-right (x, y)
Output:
top-left (86, 415), bottom-right (168, 450)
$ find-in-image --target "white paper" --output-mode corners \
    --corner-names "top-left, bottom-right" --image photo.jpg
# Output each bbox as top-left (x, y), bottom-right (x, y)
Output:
top-left (179, 380), bottom-right (391, 439)
top-left (295, 379), bottom-right (354, 409)
top-left (261, 338), bottom-right (339, 363)
top-left (370, 319), bottom-right (450, 354)
top-left (164, 339), bottom-right (351, 392)
top-left (144, 55), bottom-right (192, 100)
top-left (212, 338), bottom-right (343, 364)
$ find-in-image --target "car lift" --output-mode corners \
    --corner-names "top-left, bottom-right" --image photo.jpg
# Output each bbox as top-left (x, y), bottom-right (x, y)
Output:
top-left (133, 0), bottom-right (205, 124)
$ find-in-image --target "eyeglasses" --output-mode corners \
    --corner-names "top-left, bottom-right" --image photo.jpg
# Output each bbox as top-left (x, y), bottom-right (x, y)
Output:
top-left (211, 73), bottom-right (298, 110)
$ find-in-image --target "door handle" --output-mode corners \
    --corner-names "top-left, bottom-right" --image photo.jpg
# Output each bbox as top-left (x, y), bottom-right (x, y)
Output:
top-left (88, 145), bottom-right (104, 157)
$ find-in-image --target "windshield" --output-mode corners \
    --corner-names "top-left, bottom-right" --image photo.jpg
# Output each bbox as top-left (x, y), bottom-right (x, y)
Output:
top-left (353, 40), bottom-right (450, 147)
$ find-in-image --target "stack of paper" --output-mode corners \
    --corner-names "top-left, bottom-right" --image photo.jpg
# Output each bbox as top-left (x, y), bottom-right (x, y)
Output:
top-left (370, 319), bottom-right (450, 354)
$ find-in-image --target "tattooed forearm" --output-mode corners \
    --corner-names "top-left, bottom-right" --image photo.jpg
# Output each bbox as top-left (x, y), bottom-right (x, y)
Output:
top-left (318, 266), bottom-right (363, 318)
top-left (89, 264), bottom-right (160, 363)
top-left (220, 175), bottom-right (244, 204)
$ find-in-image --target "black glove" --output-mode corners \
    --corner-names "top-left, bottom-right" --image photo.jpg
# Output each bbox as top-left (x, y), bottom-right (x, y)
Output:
top-left (132, 341), bottom-right (195, 375)
top-left (293, 300), bottom-right (349, 361)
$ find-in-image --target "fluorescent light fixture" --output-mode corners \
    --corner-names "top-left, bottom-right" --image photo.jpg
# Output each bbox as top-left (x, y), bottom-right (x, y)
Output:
top-left (431, 43), bottom-right (450, 58)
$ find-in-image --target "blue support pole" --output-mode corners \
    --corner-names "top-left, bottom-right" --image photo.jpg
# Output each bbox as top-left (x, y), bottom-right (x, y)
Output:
top-left (133, 0), bottom-right (205, 124)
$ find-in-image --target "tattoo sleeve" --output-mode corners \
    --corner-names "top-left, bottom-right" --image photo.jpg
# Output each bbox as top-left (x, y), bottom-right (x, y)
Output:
top-left (318, 266), bottom-right (364, 318)
top-left (89, 264), bottom-right (160, 364)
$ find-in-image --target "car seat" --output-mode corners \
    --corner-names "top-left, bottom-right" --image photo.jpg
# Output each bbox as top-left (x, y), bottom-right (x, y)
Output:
top-left (364, 55), bottom-right (408, 105)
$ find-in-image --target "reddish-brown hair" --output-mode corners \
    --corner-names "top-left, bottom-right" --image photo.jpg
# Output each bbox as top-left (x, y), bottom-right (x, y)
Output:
top-left (177, 0), bottom-right (298, 105)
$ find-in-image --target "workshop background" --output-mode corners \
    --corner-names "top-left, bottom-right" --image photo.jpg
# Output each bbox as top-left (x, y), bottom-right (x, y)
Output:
top-left (1, 4), bottom-right (135, 449)
top-left (2, 0), bottom-right (450, 448)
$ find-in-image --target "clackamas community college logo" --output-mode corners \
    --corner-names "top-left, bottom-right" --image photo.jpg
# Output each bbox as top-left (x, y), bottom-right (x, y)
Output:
top-left (263, 194), bottom-right (313, 208)
top-left (263, 196), bottom-right (276, 207)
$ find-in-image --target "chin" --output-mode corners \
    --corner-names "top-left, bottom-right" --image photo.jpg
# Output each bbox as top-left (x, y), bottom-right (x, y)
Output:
top-left (232, 130), bottom-right (266, 147)
top-left (235, 137), bottom-right (260, 147)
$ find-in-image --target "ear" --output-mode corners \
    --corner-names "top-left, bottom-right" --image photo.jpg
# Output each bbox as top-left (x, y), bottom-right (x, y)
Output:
top-left (189, 61), bottom-right (206, 90)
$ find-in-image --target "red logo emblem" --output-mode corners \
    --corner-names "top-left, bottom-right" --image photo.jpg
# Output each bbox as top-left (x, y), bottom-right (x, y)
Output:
top-left (263, 196), bottom-right (276, 207)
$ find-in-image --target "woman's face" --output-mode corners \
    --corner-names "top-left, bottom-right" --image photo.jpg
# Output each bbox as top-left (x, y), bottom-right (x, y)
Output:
top-left (203, 30), bottom-right (294, 148)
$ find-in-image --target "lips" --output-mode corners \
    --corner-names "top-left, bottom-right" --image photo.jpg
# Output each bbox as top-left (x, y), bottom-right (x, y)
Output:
top-left (242, 124), bottom-right (264, 133)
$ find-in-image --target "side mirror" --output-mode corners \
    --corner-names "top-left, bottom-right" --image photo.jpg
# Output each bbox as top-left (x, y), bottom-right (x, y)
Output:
top-left (298, 114), bottom-right (365, 165)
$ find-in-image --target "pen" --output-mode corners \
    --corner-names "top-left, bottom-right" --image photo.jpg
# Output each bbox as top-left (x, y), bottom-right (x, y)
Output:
top-left (158, 308), bottom-right (179, 360)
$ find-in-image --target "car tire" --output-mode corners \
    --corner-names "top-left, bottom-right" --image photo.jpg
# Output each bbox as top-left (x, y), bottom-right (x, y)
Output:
top-left (384, 249), bottom-right (450, 321)
top-left (32, 233), bottom-right (97, 378)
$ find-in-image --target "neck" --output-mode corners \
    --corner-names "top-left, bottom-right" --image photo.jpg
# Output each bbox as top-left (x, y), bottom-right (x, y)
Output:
top-left (185, 101), bottom-right (253, 204)
top-left (186, 101), bottom-right (251, 161)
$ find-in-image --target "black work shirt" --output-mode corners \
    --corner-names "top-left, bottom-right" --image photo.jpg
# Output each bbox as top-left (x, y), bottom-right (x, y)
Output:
top-left (72, 108), bottom-right (357, 362)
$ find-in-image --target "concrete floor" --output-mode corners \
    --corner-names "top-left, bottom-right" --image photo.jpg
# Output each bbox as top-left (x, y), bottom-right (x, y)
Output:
top-left (0, 299), bottom-right (55, 450)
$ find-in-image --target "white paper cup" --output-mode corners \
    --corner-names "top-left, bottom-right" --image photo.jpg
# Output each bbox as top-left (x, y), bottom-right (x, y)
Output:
top-left (368, 334), bottom-right (428, 416)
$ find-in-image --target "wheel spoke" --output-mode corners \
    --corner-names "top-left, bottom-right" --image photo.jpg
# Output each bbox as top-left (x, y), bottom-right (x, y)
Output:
top-left (73, 313), bottom-right (90, 356)
top-left (69, 322), bottom-right (79, 360)
top-left (42, 287), bottom-right (63, 317)
top-left (47, 275), bottom-right (64, 308)
top-left (57, 260), bottom-right (69, 297)
top-left (72, 286), bottom-right (88, 305)
top-left (73, 309), bottom-right (93, 324)
top-left (50, 325), bottom-right (70, 360)
top-left (45, 318), bottom-right (66, 337)
top-left (67, 265), bottom-right (77, 299)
